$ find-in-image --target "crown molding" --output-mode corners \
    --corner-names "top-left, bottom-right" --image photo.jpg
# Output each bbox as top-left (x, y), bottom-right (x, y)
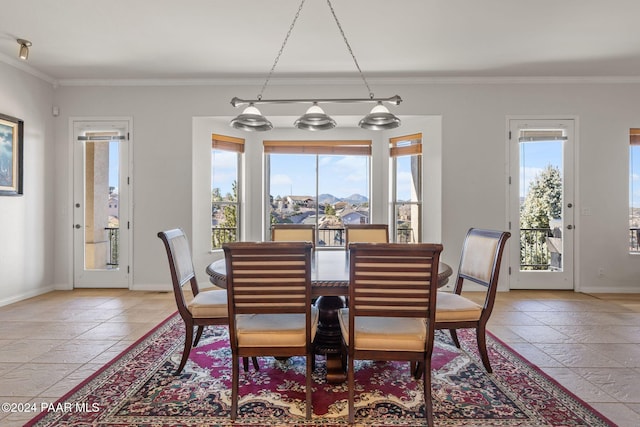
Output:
top-left (55, 75), bottom-right (640, 87)
top-left (3, 54), bottom-right (640, 88)
top-left (0, 52), bottom-right (57, 85)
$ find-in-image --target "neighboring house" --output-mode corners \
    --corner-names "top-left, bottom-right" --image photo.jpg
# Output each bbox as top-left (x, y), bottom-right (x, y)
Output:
top-left (341, 209), bottom-right (368, 224)
top-left (286, 196), bottom-right (315, 208)
top-left (108, 192), bottom-right (119, 220)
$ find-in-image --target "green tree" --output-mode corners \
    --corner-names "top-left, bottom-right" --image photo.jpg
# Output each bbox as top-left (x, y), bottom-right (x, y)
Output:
top-left (519, 165), bottom-right (562, 270)
top-left (325, 203), bottom-right (335, 216)
top-left (212, 180), bottom-right (237, 248)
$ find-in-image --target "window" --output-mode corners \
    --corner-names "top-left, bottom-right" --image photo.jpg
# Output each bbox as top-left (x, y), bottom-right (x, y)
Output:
top-left (630, 129), bottom-right (640, 253)
top-left (264, 140), bottom-right (371, 247)
top-left (390, 133), bottom-right (422, 243)
top-left (211, 134), bottom-right (243, 249)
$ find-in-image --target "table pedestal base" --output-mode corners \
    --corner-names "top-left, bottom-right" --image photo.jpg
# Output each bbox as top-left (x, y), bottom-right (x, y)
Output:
top-left (313, 296), bottom-right (346, 383)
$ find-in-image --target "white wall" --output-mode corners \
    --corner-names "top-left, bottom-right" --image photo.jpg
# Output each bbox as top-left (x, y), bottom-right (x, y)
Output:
top-left (0, 62), bottom-right (55, 305)
top-left (2, 71), bottom-right (639, 301)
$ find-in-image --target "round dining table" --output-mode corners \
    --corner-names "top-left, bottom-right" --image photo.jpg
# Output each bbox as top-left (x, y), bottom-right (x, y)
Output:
top-left (206, 248), bottom-right (453, 383)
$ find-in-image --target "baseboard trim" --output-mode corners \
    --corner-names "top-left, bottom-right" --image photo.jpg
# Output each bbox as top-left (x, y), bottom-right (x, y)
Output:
top-left (0, 285), bottom-right (56, 308)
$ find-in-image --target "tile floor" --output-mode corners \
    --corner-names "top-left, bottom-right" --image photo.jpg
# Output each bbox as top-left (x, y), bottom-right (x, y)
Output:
top-left (0, 289), bottom-right (639, 426)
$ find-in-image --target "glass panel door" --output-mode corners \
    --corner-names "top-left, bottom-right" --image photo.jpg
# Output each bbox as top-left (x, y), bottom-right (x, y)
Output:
top-left (73, 120), bottom-right (131, 288)
top-left (509, 119), bottom-right (574, 289)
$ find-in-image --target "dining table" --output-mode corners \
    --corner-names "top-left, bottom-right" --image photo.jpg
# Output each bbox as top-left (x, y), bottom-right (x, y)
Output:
top-left (207, 248), bottom-right (453, 383)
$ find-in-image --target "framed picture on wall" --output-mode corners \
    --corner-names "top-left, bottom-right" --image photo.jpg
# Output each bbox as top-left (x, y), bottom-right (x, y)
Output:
top-left (0, 113), bottom-right (24, 196)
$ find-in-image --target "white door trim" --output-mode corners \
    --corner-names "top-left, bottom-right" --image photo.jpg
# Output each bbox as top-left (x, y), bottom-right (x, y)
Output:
top-left (69, 116), bottom-right (133, 288)
top-left (506, 115), bottom-right (578, 290)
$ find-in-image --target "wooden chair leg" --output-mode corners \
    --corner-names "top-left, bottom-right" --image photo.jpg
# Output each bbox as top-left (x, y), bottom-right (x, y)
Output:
top-left (476, 325), bottom-right (492, 373)
top-left (421, 357), bottom-right (434, 427)
top-left (348, 356), bottom-right (355, 424)
top-left (176, 322), bottom-right (194, 375)
top-left (306, 354), bottom-right (313, 420)
top-left (449, 328), bottom-right (461, 348)
top-left (231, 356), bottom-right (239, 421)
top-left (252, 356), bottom-right (260, 371)
top-left (193, 325), bottom-right (205, 347)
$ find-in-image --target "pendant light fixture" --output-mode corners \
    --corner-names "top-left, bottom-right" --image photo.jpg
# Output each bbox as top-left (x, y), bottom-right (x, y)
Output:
top-left (229, 103), bottom-right (273, 132)
top-left (294, 103), bottom-right (337, 131)
top-left (359, 102), bottom-right (401, 130)
top-left (230, 0), bottom-right (402, 131)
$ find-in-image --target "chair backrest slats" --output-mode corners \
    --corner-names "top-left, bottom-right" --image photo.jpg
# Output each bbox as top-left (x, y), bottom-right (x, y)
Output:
top-left (349, 243), bottom-right (442, 319)
top-left (271, 224), bottom-right (316, 247)
top-left (223, 242), bottom-right (313, 315)
top-left (345, 223), bottom-right (389, 246)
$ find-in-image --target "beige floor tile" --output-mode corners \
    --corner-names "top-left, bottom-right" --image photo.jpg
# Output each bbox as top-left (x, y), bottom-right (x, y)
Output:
top-left (0, 338), bottom-right (64, 363)
top-left (534, 343), bottom-right (625, 368)
top-left (29, 340), bottom-right (119, 364)
top-left (539, 367), bottom-right (618, 403)
top-left (0, 363), bottom-right (81, 397)
top-left (502, 324), bottom-right (576, 343)
top-left (590, 402), bottom-right (640, 426)
top-left (506, 343), bottom-right (566, 368)
top-left (576, 367), bottom-right (640, 403)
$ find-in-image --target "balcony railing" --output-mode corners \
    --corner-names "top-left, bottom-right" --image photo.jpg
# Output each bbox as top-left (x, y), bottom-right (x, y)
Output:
top-left (105, 227), bottom-right (119, 266)
top-left (520, 227), bottom-right (552, 270)
top-left (212, 226), bottom-right (237, 248)
top-left (630, 228), bottom-right (640, 252)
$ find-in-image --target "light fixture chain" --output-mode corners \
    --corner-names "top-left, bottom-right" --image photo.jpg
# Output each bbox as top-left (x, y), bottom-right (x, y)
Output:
top-left (258, 0), bottom-right (306, 100)
top-left (326, 0), bottom-right (373, 98)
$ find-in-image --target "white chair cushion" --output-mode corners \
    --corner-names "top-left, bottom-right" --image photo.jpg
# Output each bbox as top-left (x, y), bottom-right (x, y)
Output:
top-left (235, 306), bottom-right (319, 347)
top-left (187, 289), bottom-right (228, 318)
top-left (435, 291), bottom-right (483, 322)
top-left (338, 308), bottom-right (427, 352)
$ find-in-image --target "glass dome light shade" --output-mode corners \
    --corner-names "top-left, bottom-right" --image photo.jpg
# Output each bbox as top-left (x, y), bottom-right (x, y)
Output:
top-left (359, 102), bottom-right (401, 130)
top-left (294, 104), bottom-right (336, 131)
top-left (230, 104), bottom-right (273, 131)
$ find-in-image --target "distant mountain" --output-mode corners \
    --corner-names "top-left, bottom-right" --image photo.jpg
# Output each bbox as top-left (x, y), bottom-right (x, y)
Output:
top-left (318, 193), bottom-right (368, 205)
top-left (318, 194), bottom-right (340, 205)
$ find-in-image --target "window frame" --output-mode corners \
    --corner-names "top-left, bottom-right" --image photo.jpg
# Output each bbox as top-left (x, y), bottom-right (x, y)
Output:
top-left (211, 134), bottom-right (243, 249)
top-left (630, 129), bottom-right (640, 253)
top-left (390, 133), bottom-right (423, 243)
top-left (264, 139), bottom-right (372, 246)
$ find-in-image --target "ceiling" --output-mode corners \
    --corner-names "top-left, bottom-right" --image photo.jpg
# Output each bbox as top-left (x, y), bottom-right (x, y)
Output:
top-left (2, 0), bottom-right (640, 84)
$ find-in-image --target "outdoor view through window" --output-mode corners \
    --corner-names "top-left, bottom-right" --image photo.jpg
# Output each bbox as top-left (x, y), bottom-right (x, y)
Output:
top-left (268, 153), bottom-right (370, 247)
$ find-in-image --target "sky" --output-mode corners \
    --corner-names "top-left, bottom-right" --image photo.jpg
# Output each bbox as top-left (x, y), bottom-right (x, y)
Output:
top-left (210, 143), bottom-right (566, 203)
top-left (519, 141), bottom-right (562, 199)
top-left (631, 146), bottom-right (640, 209)
top-left (109, 141), bottom-right (119, 189)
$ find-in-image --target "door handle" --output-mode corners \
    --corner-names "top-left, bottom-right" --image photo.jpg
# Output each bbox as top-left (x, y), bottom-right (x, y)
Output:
top-left (75, 224), bottom-right (81, 229)
top-left (567, 225), bottom-right (573, 230)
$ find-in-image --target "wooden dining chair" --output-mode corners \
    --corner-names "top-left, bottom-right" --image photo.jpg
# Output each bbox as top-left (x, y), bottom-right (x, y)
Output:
top-left (157, 229), bottom-right (257, 375)
top-left (339, 242), bottom-right (443, 426)
top-left (271, 223), bottom-right (316, 247)
top-left (223, 241), bottom-right (318, 421)
top-left (344, 223), bottom-right (389, 246)
top-left (435, 228), bottom-right (510, 373)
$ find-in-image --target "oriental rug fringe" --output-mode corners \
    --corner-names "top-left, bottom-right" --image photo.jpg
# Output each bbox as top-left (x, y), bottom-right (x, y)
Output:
top-left (26, 313), bottom-right (615, 426)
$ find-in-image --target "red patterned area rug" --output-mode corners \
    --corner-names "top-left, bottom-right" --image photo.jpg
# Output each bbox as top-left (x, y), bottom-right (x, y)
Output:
top-left (26, 313), bottom-right (615, 427)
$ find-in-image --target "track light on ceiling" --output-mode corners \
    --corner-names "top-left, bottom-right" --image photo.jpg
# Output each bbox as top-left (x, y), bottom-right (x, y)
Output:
top-left (17, 38), bottom-right (32, 60)
top-left (230, 0), bottom-right (402, 132)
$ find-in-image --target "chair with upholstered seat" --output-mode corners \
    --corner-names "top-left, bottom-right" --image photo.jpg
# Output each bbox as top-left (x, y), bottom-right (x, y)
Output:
top-left (271, 223), bottom-right (316, 247)
top-left (223, 241), bottom-right (317, 421)
top-left (344, 223), bottom-right (389, 246)
top-left (157, 228), bottom-right (257, 375)
top-left (435, 228), bottom-right (510, 373)
top-left (339, 242), bottom-right (443, 426)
